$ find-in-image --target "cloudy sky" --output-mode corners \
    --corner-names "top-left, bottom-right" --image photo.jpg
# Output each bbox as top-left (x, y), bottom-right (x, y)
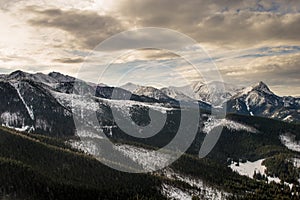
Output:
top-left (0, 0), bottom-right (300, 96)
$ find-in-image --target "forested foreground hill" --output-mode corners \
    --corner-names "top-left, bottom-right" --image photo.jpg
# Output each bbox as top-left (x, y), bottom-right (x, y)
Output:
top-left (0, 126), bottom-right (164, 200)
top-left (1, 120), bottom-right (300, 200)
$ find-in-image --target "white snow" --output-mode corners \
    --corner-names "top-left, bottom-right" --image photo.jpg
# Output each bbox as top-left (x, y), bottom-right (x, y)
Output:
top-left (229, 159), bottom-right (266, 178)
top-left (160, 168), bottom-right (227, 200)
top-left (2, 123), bottom-right (35, 132)
top-left (280, 134), bottom-right (300, 152)
top-left (0, 112), bottom-right (19, 126)
top-left (133, 86), bottom-right (172, 101)
top-left (52, 90), bottom-right (172, 115)
top-left (238, 86), bottom-right (253, 96)
top-left (161, 184), bottom-right (192, 200)
top-left (51, 92), bottom-right (100, 111)
top-left (290, 158), bottom-right (300, 168)
top-left (104, 98), bottom-right (172, 114)
top-left (203, 117), bottom-right (257, 134)
top-left (10, 82), bottom-right (35, 120)
top-left (229, 159), bottom-right (291, 186)
top-left (161, 87), bottom-right (195, 102)
top-left (70, 139), bottom-right (101, 156)
top-left (245, 96), bottom-right (254, 116)
top-left (35, 118), bottom-right (51, 132)
top-left (75, 129), bottom-right (104, 139)
top-left (283, 115), bottom-right (293, 122)
top-left (114, 144), bottom-right (174, 171)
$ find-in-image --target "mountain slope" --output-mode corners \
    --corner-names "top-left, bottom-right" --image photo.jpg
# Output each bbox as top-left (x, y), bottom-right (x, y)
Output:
top-left (163, 81), bottom-right (241, 106)
top-left (227, 81), bottom-right (300, 122)
top-left (0, 126), bottom-right (165, 200)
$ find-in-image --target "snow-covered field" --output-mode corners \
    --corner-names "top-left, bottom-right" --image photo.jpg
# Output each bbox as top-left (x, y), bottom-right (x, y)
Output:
top-left (229, 159), bottom-right (284, 185)
top-left (229, 159), bottom-right (266, 179)
top-left (203, 117), bottom-right (258, 134)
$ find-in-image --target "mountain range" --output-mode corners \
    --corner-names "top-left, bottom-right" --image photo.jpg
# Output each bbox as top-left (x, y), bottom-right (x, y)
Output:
top-left (0, 70), bottom-right (298, 137)
top-left (1, 70), bottom-right (300, 199)
top-left (121, 78), bottom-right (300, 123)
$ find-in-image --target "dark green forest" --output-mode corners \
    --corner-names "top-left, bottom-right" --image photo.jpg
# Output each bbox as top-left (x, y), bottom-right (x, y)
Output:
top-left (1, 113), bottom-right (300, 199)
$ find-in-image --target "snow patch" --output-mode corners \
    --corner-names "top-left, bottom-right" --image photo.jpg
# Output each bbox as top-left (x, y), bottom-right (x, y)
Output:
top-left (283, 115), bottom-right (293, 122)
top-left (203, 117), bottom-right (257, 134)
top-left (1, 112), bottom-right (19, 126)
top-left (160, 168), bottom-right (227, 200)
top-left (11, 82), bottom-right (34, 120)
top-left (280, 134), bottom-right (300, 152)
top-left (70, 139), bottom-right (101, 156)
top-left (229, 159), bottom-right (266, 178)
top-left (2, 123), bottom-right (35, 132)
top-left (245, 96), bottom-right (254, 116)
top-left (161, 184), bottom-right (192, 200)
top-left (290, 158), bottom-right (300, 168)
top-left (114, 144), bottom-right (174, 171)
top-left (229, 159), bottom-right (289, 186)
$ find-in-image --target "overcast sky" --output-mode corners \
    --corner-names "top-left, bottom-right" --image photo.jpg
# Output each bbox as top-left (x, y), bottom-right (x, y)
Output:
top-left (0, 0), bottom-right (300, 96)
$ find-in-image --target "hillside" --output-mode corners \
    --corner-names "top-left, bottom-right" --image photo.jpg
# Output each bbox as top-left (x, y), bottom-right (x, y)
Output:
top-left (2, 110), bottom-right (300, 199)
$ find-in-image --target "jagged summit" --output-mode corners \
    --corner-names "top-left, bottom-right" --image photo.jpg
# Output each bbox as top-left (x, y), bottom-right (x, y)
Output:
top-left (236, 81), bottom-right (273, 97)
top-left (252, 81), bottom-right (273, 94)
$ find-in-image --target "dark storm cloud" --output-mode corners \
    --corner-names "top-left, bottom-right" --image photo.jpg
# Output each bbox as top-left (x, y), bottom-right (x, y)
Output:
top-left (53, 57), bottom-right (84, 63)
top-left (25, 1), bottom-right (300, 49)
top-left (118, 0), bottom-right (300, 47)
top-left (26, 6), bottom-right (124, 49)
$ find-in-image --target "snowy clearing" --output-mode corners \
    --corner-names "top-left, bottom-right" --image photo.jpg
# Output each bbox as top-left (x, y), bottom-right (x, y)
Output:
top-left (229, 159), bottom-right (266, 179)
top-left (229, 159), bottom-right (288, 186)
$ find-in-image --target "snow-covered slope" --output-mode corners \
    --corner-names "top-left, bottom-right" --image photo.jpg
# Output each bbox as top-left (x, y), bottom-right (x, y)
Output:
top-left (161, 86), bottom-right (195, 101)
top-left (203, 117), bottom-right (258, 134)
top-left (163, 81), bottom-right (241, 106)
top-left (191, 81), bottom-right (241, 106)
top-left (133, 86), bottom-right (176, 102)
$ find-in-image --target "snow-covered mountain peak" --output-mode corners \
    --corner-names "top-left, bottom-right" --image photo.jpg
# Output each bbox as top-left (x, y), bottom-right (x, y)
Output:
top-left (252, 81), bottom-right (273, 95)
top-left (237, 81), bottom-right (274, 97)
